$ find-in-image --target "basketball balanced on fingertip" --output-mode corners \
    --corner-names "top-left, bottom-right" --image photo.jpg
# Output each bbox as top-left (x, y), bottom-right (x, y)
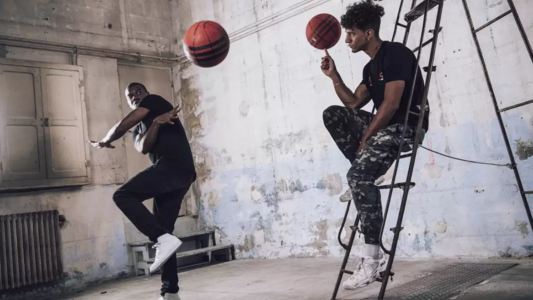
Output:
top-left (306, 13), bottom-right (342, 50)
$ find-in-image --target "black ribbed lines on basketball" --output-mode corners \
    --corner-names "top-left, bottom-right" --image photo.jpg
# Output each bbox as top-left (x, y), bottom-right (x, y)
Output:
top-left (189, 42), bottom-right (229, 62)
top-left (305, 13), bottom-right (341, 50)
top-left (183, 20), bottom-right (230, 67)
top-left (192, 21), bottom-right (202, 52)
top-left (204, 21), bottom-right (216, 63)
top-left (308, 15), bottom-right (337, 47)
top-left (203, 22), bottom-right (229, 64)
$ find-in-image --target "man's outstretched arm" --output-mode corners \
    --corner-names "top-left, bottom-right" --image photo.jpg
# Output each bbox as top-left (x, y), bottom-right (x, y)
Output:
top-left (90, 108), bottom-right (149, 148)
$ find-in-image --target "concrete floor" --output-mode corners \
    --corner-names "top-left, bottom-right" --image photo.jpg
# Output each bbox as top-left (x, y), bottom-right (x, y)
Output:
top-left (56, 258), bottom-right (533, 300)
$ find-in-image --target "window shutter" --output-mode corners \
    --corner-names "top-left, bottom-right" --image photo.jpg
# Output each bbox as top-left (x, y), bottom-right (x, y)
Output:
top-left (0, 65), bottom-right (47, 182)
top-left (40, 68), bottom-right (88, 179)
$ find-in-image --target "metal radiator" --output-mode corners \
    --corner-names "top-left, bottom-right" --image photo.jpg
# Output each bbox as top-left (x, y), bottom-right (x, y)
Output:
top-left (0, 210), bottom-right (63, 291)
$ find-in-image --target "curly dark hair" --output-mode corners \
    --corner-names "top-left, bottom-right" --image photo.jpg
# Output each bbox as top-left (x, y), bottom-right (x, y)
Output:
top-left (340, 0), bottom-right (385, 34)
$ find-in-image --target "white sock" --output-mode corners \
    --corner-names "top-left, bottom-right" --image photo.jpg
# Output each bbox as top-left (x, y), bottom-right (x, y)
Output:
top-left (364, 244), bottom-right (382, 260)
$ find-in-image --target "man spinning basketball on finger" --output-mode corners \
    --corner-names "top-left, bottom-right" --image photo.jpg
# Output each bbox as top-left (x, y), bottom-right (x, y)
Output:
top-left (90, 83), bottom-right (195, 300)
top-left (321, 1), bottom-right (429, 290)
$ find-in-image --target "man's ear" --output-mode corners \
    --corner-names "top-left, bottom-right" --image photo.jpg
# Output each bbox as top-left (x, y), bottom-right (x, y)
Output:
top-left (366, 29), bottom-right (373, 40)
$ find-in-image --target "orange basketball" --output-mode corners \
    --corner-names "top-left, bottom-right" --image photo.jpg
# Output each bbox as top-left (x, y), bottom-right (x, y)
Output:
top-left (306, 14), bottom-right (342, 50)
top-left (183, 21), bottom-right (230, 68)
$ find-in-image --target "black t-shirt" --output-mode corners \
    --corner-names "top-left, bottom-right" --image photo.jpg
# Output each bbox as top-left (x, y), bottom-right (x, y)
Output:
top-left (132, 95), bottom-right (196, 174)
top-left (361, 41), bottom-right (429, 131)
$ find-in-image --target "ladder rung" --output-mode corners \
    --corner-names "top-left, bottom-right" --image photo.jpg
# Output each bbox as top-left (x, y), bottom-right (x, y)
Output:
top-left (423, 66), bottom-right (437, 72)
top-left (412, 38), bottom-right (434, 53)
top-left (400, 152), bottom-right (412, 159)
top-left (525, 191), bottom-right (533, 195)
top-left (499, 99), bottom-right (533, 112)
top-left (475, 10), bottom-right (512, 33)
top-left (429, 27), bottom-right (443, 34)
top-left (342, 269), bottom-right (354, 275)
top-left (397, 23), bottom-right (407, 28)
top-left (390, 226), bottom-right (404, 233)
top-left (404, 0), bottom-right (442, 23)
top-left (409, 111), bottom-right (420, 117)
top-left (378, 182), bottom-right (416, 190)
top-left (376, 271), bottom-right (395, 282)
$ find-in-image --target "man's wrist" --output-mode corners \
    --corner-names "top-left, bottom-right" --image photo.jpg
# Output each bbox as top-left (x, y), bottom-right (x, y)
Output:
top-left (361, 133), bottom-right (371, 142)
top-left (330, 72), bottom-right (342, 84)
top-left (150, 122), bottom-right (161, 130)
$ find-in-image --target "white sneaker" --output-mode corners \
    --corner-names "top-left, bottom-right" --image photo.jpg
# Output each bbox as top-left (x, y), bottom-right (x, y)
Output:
top-left (339, 189), bottom-right (353, 202)
top-left (158, 292), bottom-right (181, 300)
top-left (374, 175), bottom-right (385, 186)
top-left (376, 255), bottom-right (389, 280)
top-left (339, 176), bottom-right (385, 202)
top-left (342, 256), bottom-right (383, 290)
top-left (149, 234), bottom-right (183, 274)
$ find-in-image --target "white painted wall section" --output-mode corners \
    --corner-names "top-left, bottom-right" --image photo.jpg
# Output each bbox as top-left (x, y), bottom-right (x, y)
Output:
top-left (173, 0), bottom-right (533, 259)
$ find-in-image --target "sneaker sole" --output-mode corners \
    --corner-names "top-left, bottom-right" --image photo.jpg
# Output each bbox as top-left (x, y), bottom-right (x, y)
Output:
top-left (342, 277), bottom-right (376, 290)
top-left (149, 239), bottom-right (183, 274)
top-left (342, 267), bottom-right (380, 290)
top-left (340, 177), bottom-right (385, 203)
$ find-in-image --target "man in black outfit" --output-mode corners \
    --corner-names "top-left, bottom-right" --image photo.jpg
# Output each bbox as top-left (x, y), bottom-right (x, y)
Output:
top-left (321, 0), bottom-right (429, 290)
top-left (90, 82), bottom-right (195, 300)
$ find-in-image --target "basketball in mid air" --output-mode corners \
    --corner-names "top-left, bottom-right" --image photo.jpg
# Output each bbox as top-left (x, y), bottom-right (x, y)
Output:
top-left (183, 21), bottom-right (230, 68)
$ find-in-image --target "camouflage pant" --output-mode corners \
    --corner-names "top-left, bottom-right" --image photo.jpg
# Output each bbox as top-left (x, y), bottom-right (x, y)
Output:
top-left (323, 105), bottom-right (416, 245)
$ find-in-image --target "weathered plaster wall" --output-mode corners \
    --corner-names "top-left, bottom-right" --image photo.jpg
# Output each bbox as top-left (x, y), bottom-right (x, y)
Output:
top-left (173, 0), bottom-right (533, 259)
top-left (0, 0), bottom-right (179, 290)
top-left (0, 51), bottom-right (131, 288)
top-left (0, 0), bottom-right (175, 56)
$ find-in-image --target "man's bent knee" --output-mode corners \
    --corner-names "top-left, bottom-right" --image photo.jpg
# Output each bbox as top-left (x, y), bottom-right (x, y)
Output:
top-left (112, 188), bottom-right (130, 206)
top-left (347, 164), bottom-right (368, 185)
top-left (323, 105), bottom-right (346, 121)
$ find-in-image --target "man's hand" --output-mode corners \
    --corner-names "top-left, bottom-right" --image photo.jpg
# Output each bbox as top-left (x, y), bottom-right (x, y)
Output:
top-left (89, 140), bottom-right (115, 149)
top-left (169, 103), bottom-right (182, 116)
top-left (154, 113), bottom-right (178, 125)
top-left (321, 49), bottom-right (337, 78)
top-left (357, 139), bottom-right (367, 154)
top-left (154, 104), bottom-right (181, 125)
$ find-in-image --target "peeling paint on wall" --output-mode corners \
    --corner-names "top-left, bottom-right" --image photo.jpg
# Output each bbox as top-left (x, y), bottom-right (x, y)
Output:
top-left (317, 173), bottom-right (343, 195)
top-left (515, 139), bottom-right (533, 160)
top-left (174, 0), bottom-right (533, 260)
top-left (239, 101), bottom-right (250, 117)
top-left (515, 221), bottom-right (530, 238)
top-left (421, 163), bottom-right (444, 179)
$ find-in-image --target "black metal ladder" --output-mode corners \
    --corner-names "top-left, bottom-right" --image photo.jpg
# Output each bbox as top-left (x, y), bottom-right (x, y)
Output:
top-left (331, 1), bottom-right (445, 299)
top-left (331, 0), bottom-right (533, 299)
top-left (461, 0), bottom-right (533, 233)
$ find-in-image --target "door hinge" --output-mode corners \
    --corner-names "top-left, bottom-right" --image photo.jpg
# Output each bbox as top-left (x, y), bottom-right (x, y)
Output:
top-left (0, 162), bottom-right (2, 171)
top-left (85, 160), bottom-right (90, 167)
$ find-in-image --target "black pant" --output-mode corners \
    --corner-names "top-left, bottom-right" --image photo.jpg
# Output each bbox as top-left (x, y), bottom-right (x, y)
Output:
top-left (323, 106), bottom-right (416, 245)
top-left (113, 157), bottom-right (195, 295)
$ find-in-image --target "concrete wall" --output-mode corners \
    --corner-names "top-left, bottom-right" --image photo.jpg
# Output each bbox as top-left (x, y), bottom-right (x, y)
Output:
top-left (0, 0), bottom-right (175, 56)
top-left (0, 50), bottom-right (132, 287)
top-left (173, 0), bottom-right (533, 259)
